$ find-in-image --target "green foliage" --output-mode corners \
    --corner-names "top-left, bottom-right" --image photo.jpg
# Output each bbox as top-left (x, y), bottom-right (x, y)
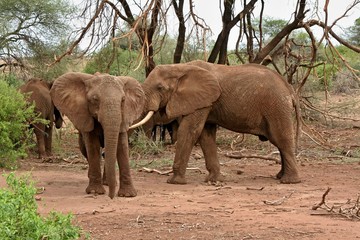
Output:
top-left (336, 45), bottom-right (360, 71)
top-left (0, 79), bottom-right (39, 168)
top-left (315, 63), bottom-right (336, 90)
top-left (0, 172), bottom-right (84, 239)
top-left (252, 17), bottom-right (287, 41)
top-left (0, 0), bottom-right (77, 80)
top-left (84, 45), bottom-right (145, 81)
top-left (129, 130), bottom-right (164, 157)
top-left (1, 73), bottom-right (23, 88)
top-left (345, 17), bottom-right (360, 46)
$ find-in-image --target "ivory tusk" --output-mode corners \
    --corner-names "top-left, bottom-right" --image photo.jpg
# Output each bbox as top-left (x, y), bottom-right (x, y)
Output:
top-left (129, 111), bottom-right (154, 129)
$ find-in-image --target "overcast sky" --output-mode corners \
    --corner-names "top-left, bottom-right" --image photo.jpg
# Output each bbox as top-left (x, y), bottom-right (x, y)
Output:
top-left (71, 0), bottom-right (359, 49)
top-left (180, 0), bottom-right (360, 48)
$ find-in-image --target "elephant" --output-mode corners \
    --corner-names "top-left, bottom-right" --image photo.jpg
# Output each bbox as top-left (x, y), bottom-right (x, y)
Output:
top-left (19, 78), bottom-right (64, 158)
top-left (50, 72), bottom-right (145, 198)
top-left (131, 60), bottom-right (301, 185)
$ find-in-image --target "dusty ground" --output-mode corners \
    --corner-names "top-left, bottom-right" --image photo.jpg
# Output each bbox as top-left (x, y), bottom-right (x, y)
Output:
top-left (1, 92), bottom-right (360, 240)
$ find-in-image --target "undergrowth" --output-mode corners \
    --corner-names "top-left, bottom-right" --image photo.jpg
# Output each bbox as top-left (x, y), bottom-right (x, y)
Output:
top-left (0, 172), bottom-right (88, 240)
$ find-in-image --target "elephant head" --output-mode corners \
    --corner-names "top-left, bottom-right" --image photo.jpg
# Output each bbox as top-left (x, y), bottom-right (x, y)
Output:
top-left (50, 72), bottom-right (144, 198)
top-left (131, 64), bottom-right (221, 128)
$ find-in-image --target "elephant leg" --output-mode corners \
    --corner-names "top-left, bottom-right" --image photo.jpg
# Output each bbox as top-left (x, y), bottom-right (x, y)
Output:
top-left (267, 124), bottom-right (301, 184)
top-left (116, 132), bottom-right (136, 197)
top-left (198, 123), bottom-right (223, 183)
top-left (34, 123), bottom-right (46, 158)
top-left (83, 131), bottom-right (106, 195)
top-left (277, 147), bottom-right (301, 183)
top-left (44, 124), bottom-right (53, 156)
top-left (276, 156), bottom-right (285, 179)
top-left (167, 107), bottom-right (211, 184)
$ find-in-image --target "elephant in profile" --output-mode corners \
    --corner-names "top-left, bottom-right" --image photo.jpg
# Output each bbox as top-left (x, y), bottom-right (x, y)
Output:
top-left (19, 78), bottom-right (63, 158)
top-left (132, 60), bottom-right (301, 185)
top-left (50, 73), bottom-right (145, 198)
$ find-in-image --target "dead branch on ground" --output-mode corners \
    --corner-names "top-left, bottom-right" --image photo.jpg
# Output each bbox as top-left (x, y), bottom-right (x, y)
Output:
top-left (263, 191), bottom-right (295, 206)
top-left (312, 188), bottom-right (360, 220)
top-left (140, 167), bottom-right (203, 175)
top-left (225, 151), bottom-right (281, 164)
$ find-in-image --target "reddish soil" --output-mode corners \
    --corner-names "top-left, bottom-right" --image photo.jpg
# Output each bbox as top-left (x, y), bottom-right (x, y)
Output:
top-left (1, 93), bottom-right (360, 240)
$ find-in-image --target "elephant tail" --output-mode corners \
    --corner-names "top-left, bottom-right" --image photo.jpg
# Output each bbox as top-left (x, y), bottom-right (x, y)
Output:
top-left (292, 94), bottom-right (302, 155)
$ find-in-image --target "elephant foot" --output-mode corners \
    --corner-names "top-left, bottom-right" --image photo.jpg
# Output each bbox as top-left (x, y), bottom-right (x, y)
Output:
top-left (205, 171), bottom-right (224, 183)
top-left (280, 173), bottom-right (301, 184)
top-left (167, 174), bottom-right (187, 184)
top-left (276, 169), bottom-right (284, 179)
top-left (86, 184), bottom-right (106, 195)
top-left (118, 185), bottom-right (137, 197)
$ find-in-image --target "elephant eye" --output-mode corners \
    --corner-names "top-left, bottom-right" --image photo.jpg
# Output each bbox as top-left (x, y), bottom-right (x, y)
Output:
top-left (90, 94), bottom-right (99, 104)
top-left (157, 83), bottom-right (168, 92)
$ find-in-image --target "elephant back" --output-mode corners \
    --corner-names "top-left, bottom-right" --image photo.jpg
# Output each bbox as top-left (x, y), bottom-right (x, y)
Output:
top-left (20, 78), bottom-right (54, 120)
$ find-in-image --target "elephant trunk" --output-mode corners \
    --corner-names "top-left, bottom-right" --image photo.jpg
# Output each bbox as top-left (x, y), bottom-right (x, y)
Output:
top-left (102, 107), bottom-right (122, 199)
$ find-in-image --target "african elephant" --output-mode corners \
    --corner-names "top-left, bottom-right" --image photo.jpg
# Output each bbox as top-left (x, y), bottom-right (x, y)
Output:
top-left (50, 73), bottom-right (145, 198)
top-left (19, 78), bottom-right (63, 158)
top-left (132, 60), bottom-right (301, 185)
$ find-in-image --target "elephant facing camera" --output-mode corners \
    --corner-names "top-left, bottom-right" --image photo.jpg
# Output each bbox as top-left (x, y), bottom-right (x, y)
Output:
top-left (50, 72), bottom-right (145, 199)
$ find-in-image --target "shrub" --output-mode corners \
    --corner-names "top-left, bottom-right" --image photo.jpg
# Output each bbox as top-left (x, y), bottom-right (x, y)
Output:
top-left (0, 79), bottom-right (38, 168)
top-left (129, 130), bottom-right (164, 157)
top-left (0, 172), bottom-right (85, 239)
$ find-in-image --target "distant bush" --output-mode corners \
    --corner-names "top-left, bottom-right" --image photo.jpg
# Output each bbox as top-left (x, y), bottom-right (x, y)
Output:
top-left (332, 69), bottom-right (360, 94)
top-left (0, 79), bottom-right (37, 168)
top-left (0, 172), bottom-right (85, 239)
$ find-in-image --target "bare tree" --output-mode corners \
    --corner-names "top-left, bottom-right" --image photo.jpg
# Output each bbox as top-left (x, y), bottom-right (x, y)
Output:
top-left (51, 0), bottom-right (359, 83)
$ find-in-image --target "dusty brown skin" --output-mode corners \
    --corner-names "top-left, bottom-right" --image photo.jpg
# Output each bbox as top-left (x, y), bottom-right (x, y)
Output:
top-left (19, 78), bottom-right (63, 158)
top-left (137, 60), bottom-right (301, 185)
top-left (50, 73), bottom-right (145, 198)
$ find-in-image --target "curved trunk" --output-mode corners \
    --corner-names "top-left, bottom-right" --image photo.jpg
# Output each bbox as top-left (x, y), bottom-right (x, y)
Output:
top-left (102, 111), bottom-right (121, 199)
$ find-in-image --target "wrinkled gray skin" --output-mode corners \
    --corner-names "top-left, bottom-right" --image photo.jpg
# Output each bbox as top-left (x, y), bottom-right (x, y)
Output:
top-left (20, 78), bottom-right (63, 158)
top-left (139, 60), bottom-right (301, 185)
top-left (50, 73), bottom-right (145, 199)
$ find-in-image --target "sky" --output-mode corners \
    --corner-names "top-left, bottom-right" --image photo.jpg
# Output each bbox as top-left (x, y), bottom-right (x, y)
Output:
top-left (70, 0), bottom-right (360, 50)
top-left (178, 0), bottom-right (360, 48)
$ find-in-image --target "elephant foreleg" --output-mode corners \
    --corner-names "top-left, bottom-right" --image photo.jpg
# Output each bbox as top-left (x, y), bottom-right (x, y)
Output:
top-left (167, 108), bottom-right (211, 184)
top-left (83, 131), bottom-right (105, 195)
top-left (117, 132), bottom-right (137, 197)
top-left (198, 123), bottom-right (223, 183)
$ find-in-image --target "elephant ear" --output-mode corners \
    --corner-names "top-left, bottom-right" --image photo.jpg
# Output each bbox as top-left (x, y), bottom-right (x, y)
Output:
top-left (165, 64), bottom-right (221, 119)
top-left (50, 72), bottom-right (94, 132)
top-left (120, 76), bottom-right (145, 132)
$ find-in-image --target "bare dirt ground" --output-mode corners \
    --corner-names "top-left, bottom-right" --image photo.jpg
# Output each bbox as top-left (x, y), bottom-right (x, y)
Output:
top-left (1, 92), bottom-right (360, 240)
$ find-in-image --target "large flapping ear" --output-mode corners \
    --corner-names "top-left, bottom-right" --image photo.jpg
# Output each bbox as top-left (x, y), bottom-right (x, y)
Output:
top-left (50, 72), bottom-right (94, 132)
top-left (119, 76), bottom-right (145, 132)
top-left (164, 64), bottom-right (221, 119)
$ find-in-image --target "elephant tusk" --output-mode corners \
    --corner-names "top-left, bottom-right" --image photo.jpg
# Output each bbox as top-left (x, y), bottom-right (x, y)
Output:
top-left (129, 111), bottom-right (154, 129)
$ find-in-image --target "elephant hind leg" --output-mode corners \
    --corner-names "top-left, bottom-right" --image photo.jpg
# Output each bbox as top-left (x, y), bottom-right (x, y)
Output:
top-left (198, 123), bottom-right (222, 183)
top-left (34, 123), bottom-right (46, 158)
top-left (267, 123), bottom-right (301, 183)
top-left (44, 124), bottom-right (53, 156)
top-left (277, 148), bottom-right (301, 183)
